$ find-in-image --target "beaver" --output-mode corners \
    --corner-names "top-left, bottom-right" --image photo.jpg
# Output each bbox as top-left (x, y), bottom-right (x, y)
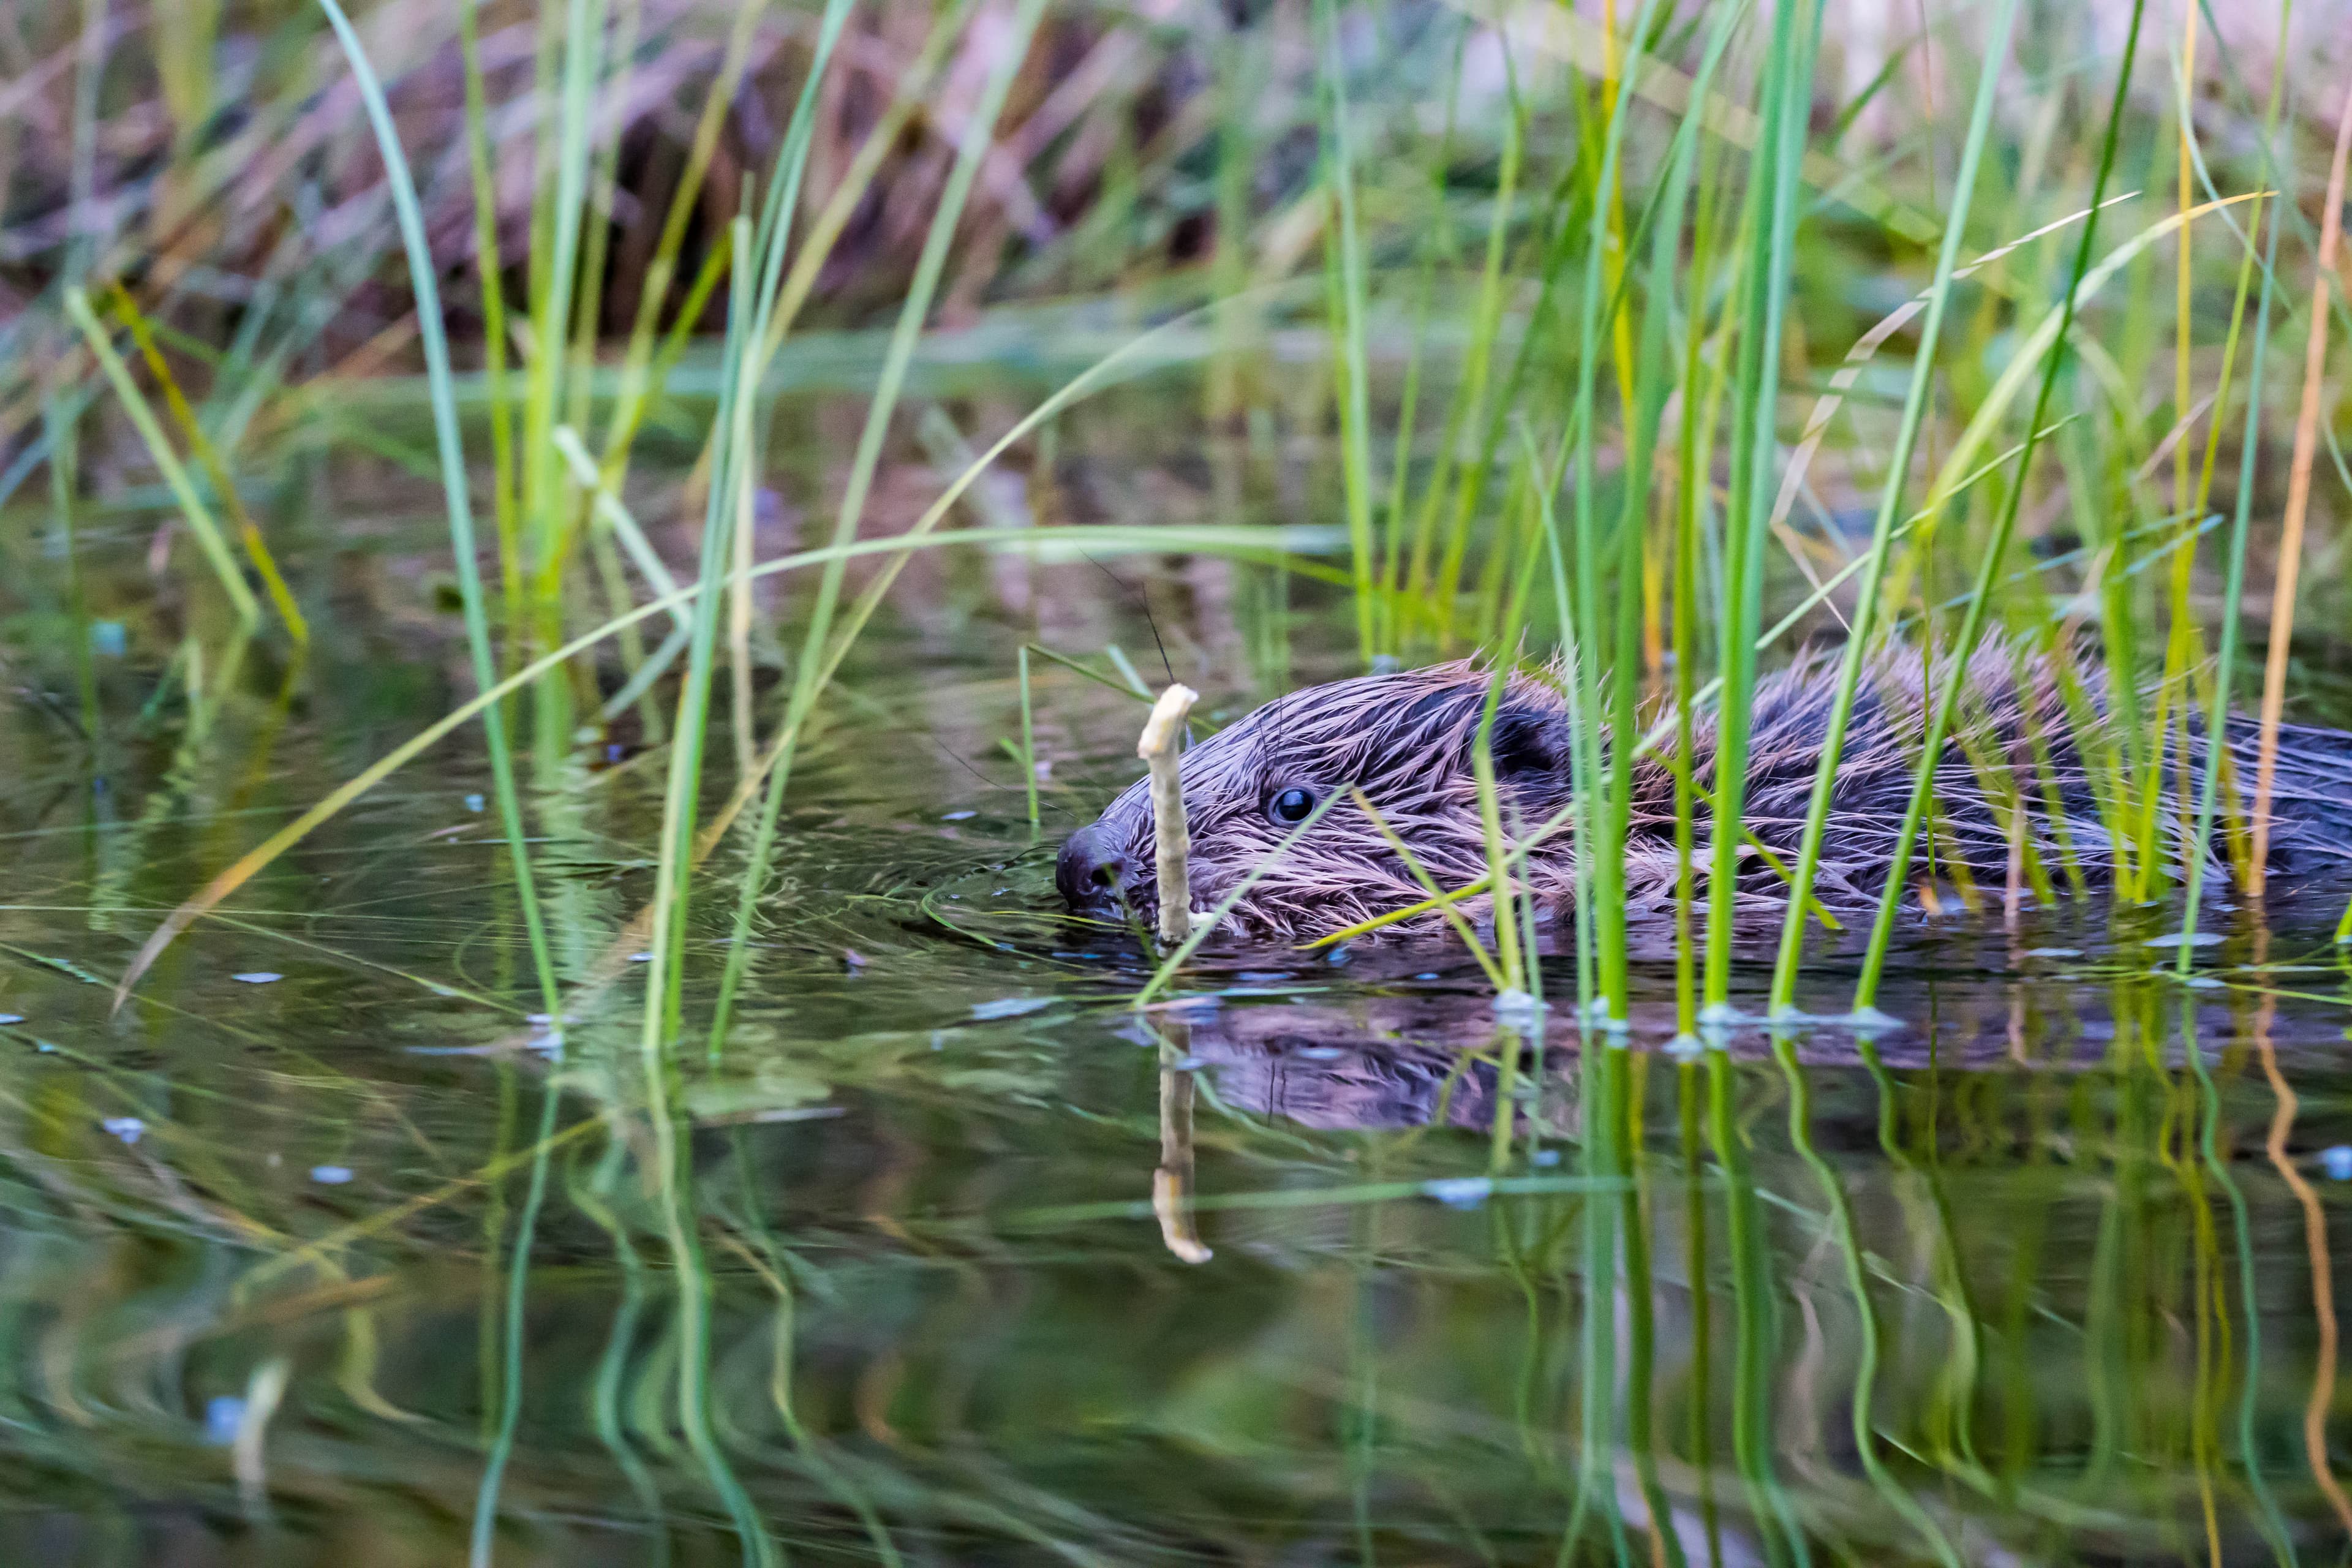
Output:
top-left (1055, 654), bottom-right (2352, 943)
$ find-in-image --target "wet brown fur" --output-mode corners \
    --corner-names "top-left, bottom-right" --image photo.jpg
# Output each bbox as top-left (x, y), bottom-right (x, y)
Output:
top-left (1058, 652), bottom-right (2352, 943)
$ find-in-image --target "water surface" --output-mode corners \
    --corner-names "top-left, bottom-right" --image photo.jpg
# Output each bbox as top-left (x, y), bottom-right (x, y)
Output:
top-left (5, 466), bottom-right (2352, 1567)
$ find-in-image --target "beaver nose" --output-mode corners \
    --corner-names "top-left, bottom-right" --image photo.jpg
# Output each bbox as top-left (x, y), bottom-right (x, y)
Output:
top-left (1057, 823), bottom-right (1135, 911)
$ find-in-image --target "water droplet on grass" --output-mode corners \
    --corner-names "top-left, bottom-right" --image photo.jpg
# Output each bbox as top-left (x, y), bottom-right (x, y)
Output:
top-left (1492, 990), bottom-right (1547, 1031)
top-left (203, 1396), bottom-right (244, 1445)
top-left (971, 997), bottom-right (1050, 1020)
top-left (1423, 1177), bottom-right (1493, 1210)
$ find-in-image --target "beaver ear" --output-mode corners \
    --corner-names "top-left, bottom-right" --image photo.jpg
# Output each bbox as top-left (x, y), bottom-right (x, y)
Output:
top-left (1485, 701), bottom-right (1567, 782)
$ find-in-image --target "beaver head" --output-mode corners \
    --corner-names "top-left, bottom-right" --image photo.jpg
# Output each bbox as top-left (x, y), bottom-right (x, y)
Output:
top-left (1057, 663), bottom-right (1572, 941)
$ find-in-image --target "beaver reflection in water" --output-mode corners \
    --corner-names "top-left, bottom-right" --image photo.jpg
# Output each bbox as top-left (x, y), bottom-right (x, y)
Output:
top-left (1057, 655), bottom-right (2352, 943)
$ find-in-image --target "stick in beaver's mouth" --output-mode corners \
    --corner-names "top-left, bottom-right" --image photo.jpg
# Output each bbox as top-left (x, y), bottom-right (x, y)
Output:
top-left (1136, 683), bottom-right (1198, 948)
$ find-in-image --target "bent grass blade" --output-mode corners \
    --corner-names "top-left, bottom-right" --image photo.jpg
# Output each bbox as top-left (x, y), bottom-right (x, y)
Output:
top-left (1348, 786), bottom-right (1507, 991)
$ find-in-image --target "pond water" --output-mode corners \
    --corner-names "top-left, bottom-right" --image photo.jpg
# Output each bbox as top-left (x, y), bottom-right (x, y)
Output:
top-left (4, 447), bottom-right (2352, 1567)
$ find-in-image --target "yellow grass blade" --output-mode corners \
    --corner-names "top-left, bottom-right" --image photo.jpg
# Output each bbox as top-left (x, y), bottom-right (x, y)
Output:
top-left (107, 282), bottom-right (308, 643)
top-left (2249, 81), bottom-right (2352, 894)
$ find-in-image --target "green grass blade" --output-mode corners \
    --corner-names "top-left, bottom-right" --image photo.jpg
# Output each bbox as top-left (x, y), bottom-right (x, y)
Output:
top-left (2184, 183), bottom-right (2283, 954)
top-left (519, 0), bottom-right (609, 598)
top-left (704, 0), bottom-right (888, 1058)
top-left (1777, 1041), bottom-right (1964, 1566)
top-left (458, 0), bottom-right (521, 647)
top-left (312, 0), bottom-right (560, 1019)
top-left (1018, 645), bottom-right (1041, 840)
top-left (1314, 0), bottom-right (1378, 664)
top-left (1701, 0), bottom-right (1826, 1019)
top-left (1851, 0), bottom-right (2149, 1013)
top-left (1766, 0), bottom-right (2021, 1017)
top-left (644, 214), bottom-right (756, 1054)
top-left (468, 1080), bottom-right (562, 1568)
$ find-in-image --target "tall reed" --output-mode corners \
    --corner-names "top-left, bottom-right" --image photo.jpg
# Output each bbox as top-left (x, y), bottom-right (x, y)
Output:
top-left (1700, 0), bottom-right (1824, 1020)
top-left (1766, 0), bottom-right (2021, 1016)
top-left (2253, 80), bottom-right (2352, 900)
top-left (2179, 11), bottom-right (2293, 962)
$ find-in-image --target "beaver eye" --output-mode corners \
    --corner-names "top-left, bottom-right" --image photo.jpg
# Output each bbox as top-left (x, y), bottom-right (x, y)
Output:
top-left (1268, 786), bottom-right (1317, 825)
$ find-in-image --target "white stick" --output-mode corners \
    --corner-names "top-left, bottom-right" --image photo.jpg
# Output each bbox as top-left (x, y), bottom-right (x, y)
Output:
top-left (1137, 683), bottom-right (1199, 947)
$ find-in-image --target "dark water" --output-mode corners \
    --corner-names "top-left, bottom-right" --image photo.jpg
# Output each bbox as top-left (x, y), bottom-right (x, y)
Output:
top-left (6, 548), bottom-right (2352, 1566)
